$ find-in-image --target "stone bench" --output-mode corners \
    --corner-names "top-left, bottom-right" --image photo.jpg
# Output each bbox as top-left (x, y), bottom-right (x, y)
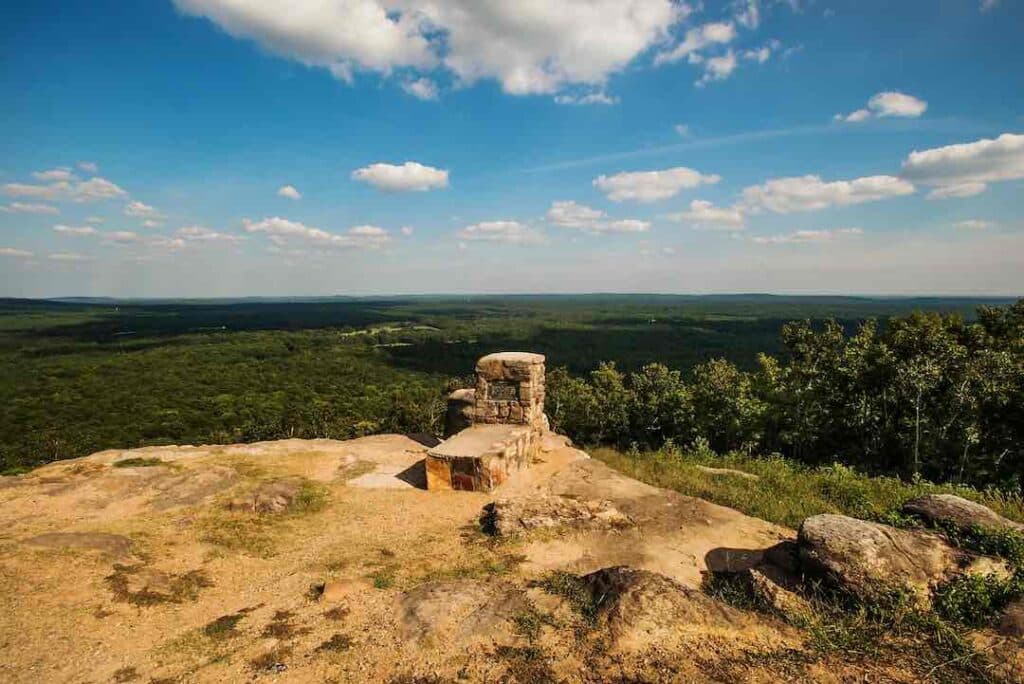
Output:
top-left (425, 424), bottom-right (536, 491)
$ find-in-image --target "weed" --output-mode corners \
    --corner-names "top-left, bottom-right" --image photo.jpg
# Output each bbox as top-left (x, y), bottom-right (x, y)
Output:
top-left (249, 646), bottom-right (292, 673)
top-left (368, 567), bottom-right (396, 589)
top-left (323, 605), bottom-right (349, 621)
top-left (104, 565), bottom-right (213, 606)
top-left (112, 457), bottom-right (166, 468)
top-left (290, 481), bottom-right (329, 514)
top-left (533, 571), bottom-right (598, 626)
top-left (494, 645), bottom-right (558, 683)
top-left (934, 572), bottom-right (1024, 627)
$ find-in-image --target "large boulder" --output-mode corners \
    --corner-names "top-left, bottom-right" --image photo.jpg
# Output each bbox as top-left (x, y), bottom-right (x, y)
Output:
top-left (902, 494), bottom-right (1024, 536)
top-left (798, 514), bottom-right (963, 603)
top-left (580, 566), bottom-right (789, 652)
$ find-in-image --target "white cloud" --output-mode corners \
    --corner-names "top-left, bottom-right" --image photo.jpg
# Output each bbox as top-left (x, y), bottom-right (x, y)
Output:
top-left (0, 247), bottom-right (33, 258)
top-left (400, 226), bottom-right (414, 236)
top-left (554, 90), bottom-right (618, 106)
top-left (53, 224), bottom-right (98, 236)
top-left (654, 22), bottom-right (737, 66)
top-left (835, 91), bottom-right (927, 122)
top-left (696, 50), bottom-right (737, 86)
top-left (174, 0), bottom-right (685, 98)
top-left (733, 0), bottom-right (760, 29)
top-left (667, 199), bottom-right (745, 229)
top-left (980, 0), bottom-right (999, 11)
top-left (85, 216), bottom-right (104, 224)
top-left (48, 252), bottom-right (90, 261)
top-left (78, 161), bottom-right (99, 173)
top-left (70, 178), bottom-right (128, 202)
top-left (673, 123), bottom-right (690, 137)
top-left (954, 219), bottom-right (993, 230)
top-left (1, 202), bottom-right (59, 215)
top-left (402, 77), bottom-right (438, 100)
top-left (545, 200), bottom-right (650, 234)
top-left (901, 133), bottom-right (1024, 199)
top-left (741, 40), bottom-right (779, 64)
top-left (926, 182), bottom-right (987, 200)
top-left (277, 185), bottom-right (302, 200)
top-left (102, 231), bottom-right (142, 244)
top-left (177, 226), bottom-right (245, 242)
top-left (351, 161), bottom-right (449, 192)
top-left (593, 166), bottom-right (720, 202)
top-left (2, 176), bottom-right (127, 202)
top-left (243, 217), bottom-right (391, 248)
top-left (456, 220), bottom-right (544, 245)
top-left (741, 174), bottom-right (915, 213)
top-left (752, 227), bottom-right (863, 244)
top-left (124, 200), bottom-right (163, 220)
top-left (33, 168), bottom-right (76, 182)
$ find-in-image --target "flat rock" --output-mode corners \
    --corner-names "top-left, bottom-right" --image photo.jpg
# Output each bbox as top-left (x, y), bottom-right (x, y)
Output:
top-left (227, 478), bottom-right (303, 514)
top-left (24, 532), bottom-right (134, 560)
top-left (490, 495), bottom-right (632, 536)
top-left (902, 494), bottom-right (1024, 535)
top-left (397, 580), bottom-right (526, 647)
top-left (798, 514), bottom-right (962, 602)
top-left (581, 566), bottom-right (787, 652)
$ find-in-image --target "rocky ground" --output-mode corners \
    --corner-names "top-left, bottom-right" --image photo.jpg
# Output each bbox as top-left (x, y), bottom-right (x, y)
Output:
top-left (0, 432), bottom-right (1020, 683)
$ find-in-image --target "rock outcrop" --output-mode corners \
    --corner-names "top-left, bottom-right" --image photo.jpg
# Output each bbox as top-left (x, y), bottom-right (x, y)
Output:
top-left (798, 514), bottom-right (963, 602)
top-left (489, 495), bottom-right (632, 536)
top-left (902, 494), bottom-right (1024, 535)
top-left (580, 566), bottom-right (789, 651)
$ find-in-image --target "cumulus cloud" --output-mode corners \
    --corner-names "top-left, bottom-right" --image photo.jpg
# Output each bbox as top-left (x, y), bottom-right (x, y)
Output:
top-left (33, 168), bottom-right (77, 182)
top-left (554, 90), bottom-right (618, 106)
top-left (0, 247), bottom-right (33, 258)
top-left (835, 91), bottom-right (927, 122)
top-left (177, 226), bottom-right (245, 242)
top-left (1, 202), bottom-right (59, 215)
top-left (667, 199), bottom-right (745, 229)
top-left (594, 166), bottom-right (720, 202)
top-left (3, 177), bottom-right (127, 202)
top-left (124, 200), bottom-right (164, 220)
top-left (174, 0), bottom-right (685, 98)
top-left (351, 161), bottom-right (449, 192)
top-left (901, 133), bottom-right (1024, 199)
top-left (954, 219), bottom-right (993, 230)
top-left (654, 22), bottom-right (737, 66)
top-left (402, 77), bottom-right (438, 100)
top-left (53, 224), bottom-right (98, 236)
top-left (741, 174), bottom-right (914, 213)
top-left (277, 185), bottom-right (302, 200)
top-left (243, 216), bottom-right (391, 248)
top-left (752, 227), bottom-right (863, 244)
top-left (545, 200), bottom-right (649, 233)
top-left (696, 50), bottom-right (738, 86)
top-left (456, 220), bottom-right (544, 245)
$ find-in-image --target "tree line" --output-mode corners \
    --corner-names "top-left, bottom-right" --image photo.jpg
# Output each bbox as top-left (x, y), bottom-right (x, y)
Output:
top-left (545, 300), bottom-right (1024, 489)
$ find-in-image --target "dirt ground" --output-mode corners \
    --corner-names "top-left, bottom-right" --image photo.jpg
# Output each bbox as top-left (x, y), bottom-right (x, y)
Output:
top-left (0, 432), bottom-right (992, 683)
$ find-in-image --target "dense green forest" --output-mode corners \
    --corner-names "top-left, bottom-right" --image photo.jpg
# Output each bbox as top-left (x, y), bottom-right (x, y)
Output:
top-left (1, 295), bottom-right (1020, 490)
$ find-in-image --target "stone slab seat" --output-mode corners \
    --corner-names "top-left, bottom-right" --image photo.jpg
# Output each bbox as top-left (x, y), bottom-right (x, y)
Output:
top-left (425, 424), bottom-right (533, 492)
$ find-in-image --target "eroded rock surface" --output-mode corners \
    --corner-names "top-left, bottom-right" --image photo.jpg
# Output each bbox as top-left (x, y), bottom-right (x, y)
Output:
top-left (397, 580), bottom-right (527, 647)
top-left (1000, 599), bottom-right (1024, 639)
top-left (798, 514), bottom-right (963, 602)
top-left (902, 494), bottom-right (1024, 536)
top-left (490, 495), bottom-right (632, 536)
top-left (581, 566), bottom-right (793, 652)
top-left (24, 532), bottom-right (135, 560)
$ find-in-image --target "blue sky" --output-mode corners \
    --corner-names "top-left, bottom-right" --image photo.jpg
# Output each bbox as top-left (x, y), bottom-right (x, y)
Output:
top-left (1, 0), bottom-right (1022, 297)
